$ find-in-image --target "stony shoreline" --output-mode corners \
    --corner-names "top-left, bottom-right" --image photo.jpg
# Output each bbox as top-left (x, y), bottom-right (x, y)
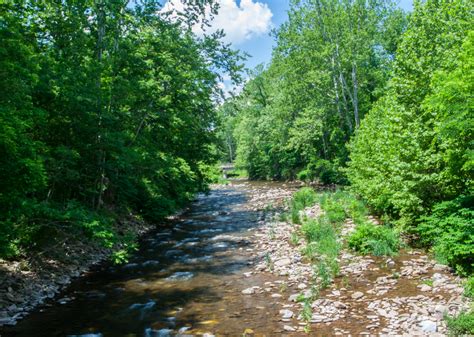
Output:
top-left (0, 216), bottom-right (154, 327)
top-left (1, 182), bottom-right (471, 335)
top-left (240, 184), bottom-right (472, 336)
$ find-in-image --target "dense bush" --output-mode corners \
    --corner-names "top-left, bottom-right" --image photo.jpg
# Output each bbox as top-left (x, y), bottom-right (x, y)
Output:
top-left (348, 2), bottom-right (473, 225)
top-left (418, 196), bottom-right (474, 275)
top-left (446, 311), bottom-right (474, 335)
top-left (0, 2), bottom-right (241, 259)
top-left (290, 187), bottom-right (318, 223)
top-left (348, 223), bottom-right (401, 256)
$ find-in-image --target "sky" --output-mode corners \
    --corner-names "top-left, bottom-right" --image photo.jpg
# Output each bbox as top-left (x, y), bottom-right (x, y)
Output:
top-left (163, 0), bottom-right (414, 92)
top-left (188, 0), bottom-right (415, 69)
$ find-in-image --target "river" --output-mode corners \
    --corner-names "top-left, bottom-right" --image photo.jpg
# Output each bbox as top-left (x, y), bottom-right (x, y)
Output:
top-left (2, 180), bottom-right (299, 337)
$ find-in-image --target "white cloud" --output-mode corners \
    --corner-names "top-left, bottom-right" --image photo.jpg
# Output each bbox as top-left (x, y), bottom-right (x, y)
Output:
top-left (161, 0), bottom-right (273, 45)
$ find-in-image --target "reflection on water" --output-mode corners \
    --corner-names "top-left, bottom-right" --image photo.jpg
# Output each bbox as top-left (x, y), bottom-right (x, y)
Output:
top-left (2, 180), bottom-right (293, 337)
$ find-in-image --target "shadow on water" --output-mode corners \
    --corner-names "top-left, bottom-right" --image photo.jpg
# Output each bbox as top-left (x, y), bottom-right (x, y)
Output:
top-left (1, 182), bottom-right (281, 337)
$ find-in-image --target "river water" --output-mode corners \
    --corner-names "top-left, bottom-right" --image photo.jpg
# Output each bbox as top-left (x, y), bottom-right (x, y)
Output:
top-left (2, 181), bottom-right (298, 337)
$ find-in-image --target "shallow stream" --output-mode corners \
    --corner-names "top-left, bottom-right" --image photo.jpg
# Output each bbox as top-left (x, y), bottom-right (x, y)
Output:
top-left (2, 181), bottom-right (294, 337)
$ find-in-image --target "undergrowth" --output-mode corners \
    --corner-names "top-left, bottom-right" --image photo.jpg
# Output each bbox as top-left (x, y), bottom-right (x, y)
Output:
top-left (348, 223), bottom-right (401, 256)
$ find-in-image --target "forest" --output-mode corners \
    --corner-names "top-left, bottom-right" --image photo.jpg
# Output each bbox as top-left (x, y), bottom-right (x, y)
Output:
top-left (0, 0), bottom-right (243, 260)
top-left (219, 0), bottom-right (473, 276)
top-left (0, 0), bottom-right (473, 334)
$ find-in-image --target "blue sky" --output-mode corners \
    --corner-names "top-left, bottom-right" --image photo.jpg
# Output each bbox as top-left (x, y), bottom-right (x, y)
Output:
top-left (234, 0), bottom-right (414, 69)
top-left (163, 0), bottom-right (414, 92)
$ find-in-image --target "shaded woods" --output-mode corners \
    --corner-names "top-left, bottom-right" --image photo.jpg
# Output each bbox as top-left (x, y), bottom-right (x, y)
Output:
top-left (0, 1), bottom-right (243, 259)
top-left (219, 0), bottom-right (472, 274)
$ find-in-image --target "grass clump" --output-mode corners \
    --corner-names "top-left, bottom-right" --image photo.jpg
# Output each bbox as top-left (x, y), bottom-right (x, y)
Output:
top-left (446, 311), bottom-right (474, 335)
top-left (348, 223), bottom-right (401, 256)
top-left (464, 276), bottom-right (474, 299)
top-left (289, 187), bottom-right (318, 224)
top-left (301, 215), bottom-right (341, 289)
top-left (318, 190), bottom-right (368, 225)
top-left (417, 195), bottom-right (474, 276)
top-left (301, 217), bottom-right (340, 260)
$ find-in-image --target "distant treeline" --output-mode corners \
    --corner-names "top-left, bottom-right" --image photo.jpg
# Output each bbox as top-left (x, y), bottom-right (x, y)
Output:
top-left (219, 0), bottom-right (473, 274)
top-left (0, 0), bottom-right (242, 259)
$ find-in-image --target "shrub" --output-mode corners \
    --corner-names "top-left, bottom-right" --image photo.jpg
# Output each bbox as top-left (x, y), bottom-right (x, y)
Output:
top-left (464, 277), bottom-right (474, 299)
top-left (301, 216), bottom-right (340, 283)
top-left (290, 187), bottom-right (317, 223)
top-left (293, 187), bottom-right (318, 210)
top-left (318, 190), bottom-right (368, 225)
top-left (348, 223), bottom-right (401, 256)
top-left (446, 311), bottom-right (474, 335)
top-left (307, 158), bottom-right (346, 185)
top-left (418, 195), bottom-right (474, 275)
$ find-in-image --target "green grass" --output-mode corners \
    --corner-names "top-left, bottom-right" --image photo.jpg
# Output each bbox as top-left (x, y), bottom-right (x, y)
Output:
top-left (289, 187), bottom-right (318, 224)
top-left (421, 279), bottom-right (434, 287)
top-left (347, 222), bottom-right (401, 256)
top-left (225, 168), bottom-right (248, 178)
top-left (446, 311), bottom-right (474, 335)
top-left (290, 231), bottom-right (300, 246)
top-left (464, 276), bottom-right (474, 299)
top-left (318, 190), bottom-right (368, 225)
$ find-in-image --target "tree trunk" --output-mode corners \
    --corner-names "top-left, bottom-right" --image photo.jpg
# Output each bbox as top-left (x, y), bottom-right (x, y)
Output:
top-left (351, 62), bottom-right (360, 128)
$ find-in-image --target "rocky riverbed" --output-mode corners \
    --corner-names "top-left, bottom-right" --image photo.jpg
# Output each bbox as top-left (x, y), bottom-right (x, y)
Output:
top-left (0, 217), bottom-right (153, 327)
top-left (243, 186), bottom-right (472, 336)
top-left (0, 180), bottom-right (471, 336)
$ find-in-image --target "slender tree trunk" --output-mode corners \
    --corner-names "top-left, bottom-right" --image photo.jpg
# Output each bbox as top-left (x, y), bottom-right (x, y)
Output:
top-left (351, 62), bottom-right (360, 128)
top-left (95, 0), bottom-right (106, 209)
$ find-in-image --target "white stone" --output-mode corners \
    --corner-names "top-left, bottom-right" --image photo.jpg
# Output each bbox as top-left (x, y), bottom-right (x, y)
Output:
top-left (275, 258), bottom-right (291, 267)
top-left (280, 309), bottom-right (294, 319)
top-left (420, 284), bottom-right (432, 292)
top-left (419, 320), bottom-right (437, 333)
top-left (241, 288), bottom-right (255, 295)
top-left (283, 325), bottom-right (295, 331)
top-left (351, 291), bottom-right (364, 300)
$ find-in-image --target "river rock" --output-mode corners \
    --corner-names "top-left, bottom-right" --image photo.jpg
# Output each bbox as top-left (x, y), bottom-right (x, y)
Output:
top-left (419, 320), bottom-right (437, 333)
top-left (166, 272), bottom-right (194, 281)
top-left (274, 258), bottom-right (291, 267)
top-left (419, 284), bottom-right (432, 292)
top-left (297, 283), bottom-right (307, 290)
top-left (283, 325), bottom-right (295, 331)
top-left (280, 309), bottom-right (294, 319)
top-left (144, 328), bottom-right (173, 337)
top-left (242, 288), bottom-right (255, 295)
top-left (351, 291), bottom-right (364, 300)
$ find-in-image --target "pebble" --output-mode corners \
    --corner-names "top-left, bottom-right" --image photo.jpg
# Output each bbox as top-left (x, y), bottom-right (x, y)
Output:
top-left (283, 325), bottom-right (295, 331)
top-left (279, 309), bottom-right (293, 319)
top-left (242, 288), bottom-right (255, 295)
top-left (419, 320), bottom-right (437, 332)
top-left (351, 291), bottom-right (364, 300)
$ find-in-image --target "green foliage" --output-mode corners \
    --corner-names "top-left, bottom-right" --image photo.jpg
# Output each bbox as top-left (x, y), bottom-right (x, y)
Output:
top-left (300, 210), bottom-right (341, 289)
top-left (464, 277), bottom-right (474, 299)
top-left (0, 1), bottom-right (243, 258)
top-left (348, 223), bottom-right (401, 256)
top-left (348, 2), bottom-right (473, 225)
top-left (418, 196), bottom-right (474, 275)
top-left (446, 311), bottom-right (474, 335)
top-left (225, 1), bottom-right (406, 181)
top-left (318, 190), bottom-right (368, 225)
top-left (292, 187), bottom-right (318, 210)
top-left (290, 231), bottom-right (300, 246)
top-left (347, 1), bottom-right (472, 275)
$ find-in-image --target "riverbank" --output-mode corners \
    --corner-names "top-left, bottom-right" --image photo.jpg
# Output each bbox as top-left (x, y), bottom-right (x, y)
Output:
top-left (245, 188), bottom-right (472, 335)
top-left (0, 216), bottom-right (154, 327)
top-left (1, 181), bottom-right (471, 336)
